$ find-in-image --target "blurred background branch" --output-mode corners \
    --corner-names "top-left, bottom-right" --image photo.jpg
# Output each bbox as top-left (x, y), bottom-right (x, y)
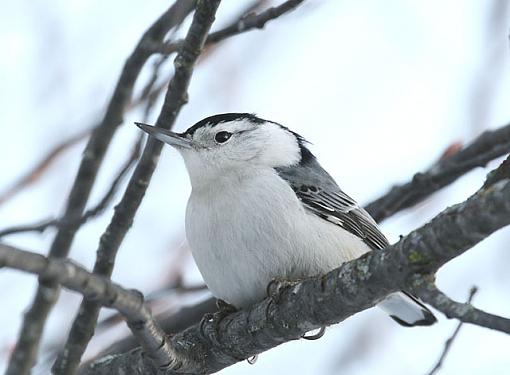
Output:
top-left (426, 286), bottom-right (478, 375)
top-left (0, 128), bottom-right (91, 208)
top-left (0, 135), bottom-right (143, 239)
top-left (365, 122), bottom-right (510, 222)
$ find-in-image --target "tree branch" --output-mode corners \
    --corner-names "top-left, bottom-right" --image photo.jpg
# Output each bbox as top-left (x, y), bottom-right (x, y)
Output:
top-left (52, 1), bottom-right (221, 373)
top-left (95, 281), bottom-right (207, 334)
top-left (81, 157), bottom-right (510, 374)
top-left (0, 135), bottom-right (142, 238)
top-left (365, 123), bottom-right (510, 222)
top-left (0, 128), bottom-right (90, 208)
top-left (96, 298), bottom-right (217, 360)
top-left (157, 0), bottom-right (305, 55)
top-left (412, 278), bottom-right (510, 334)
top-left (426, 286), bottom-right (478, 375)
top-left (6, 2), bottom-right (196, 374)
top-left (0, 244), bottom-right (176, 371)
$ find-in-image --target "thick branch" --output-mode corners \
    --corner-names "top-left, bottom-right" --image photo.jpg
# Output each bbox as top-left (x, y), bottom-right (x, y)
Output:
top-left (83, 161), bottom-right (510, 374)
top-left (7, 3), bottom-right (196, 374)
top-left (412, 278), bottom-right (510, 334)
top-left (53, 1), bottom-right (221, 373)
top-left (365, 123), bottom-right (510, 222)
top-left (0, 244), bottom-right (176, 370)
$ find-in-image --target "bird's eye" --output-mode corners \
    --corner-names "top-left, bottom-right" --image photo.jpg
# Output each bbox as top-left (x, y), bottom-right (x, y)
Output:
top-left (214, 131), bottom-right (232, 144)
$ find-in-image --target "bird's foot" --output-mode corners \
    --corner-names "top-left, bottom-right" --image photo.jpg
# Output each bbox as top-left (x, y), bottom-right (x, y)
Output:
top-left (266, 279), bottom-right (326, 341)
top-left (199, 299), bottom-right (238, 346)
top-left (216, 298), bottom-right (237, 317)
top-left (266, 278), bottom-right (302, 302)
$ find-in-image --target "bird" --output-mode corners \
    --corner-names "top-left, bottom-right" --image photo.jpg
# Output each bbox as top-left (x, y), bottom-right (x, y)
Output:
top-left (136, 113), bottom-right (436, 328)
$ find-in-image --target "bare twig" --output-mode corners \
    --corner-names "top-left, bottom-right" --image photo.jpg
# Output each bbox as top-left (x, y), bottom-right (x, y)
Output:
top-left (127, 0), bottom-right (292, 111)
top-left (0, 128), bottom-right (90, 207)
top-left (95, 281), bottom-right (207, 333)
top-left (53, 1), bottom-right (222, 373)
top-left (0, 136), bottom-right (142, 239)
top-left (427, 286), bottom-right (478, 375)
top-left (82, 157), bottom-right (510, 374)
top-left (0, 218), bottom-right (58, 238)
top-left (0, 243), bottom-right (175, 370)
top-left (157, 0), bottom-right (305, 55)
top-left (94, 298), bottom-right (217, 362)
top-left (412, 279), bottom-right (510, 335)
top-left (6, 3), bottom-right (196, 374)
top-left (365, 123), bottom-right (510, 222)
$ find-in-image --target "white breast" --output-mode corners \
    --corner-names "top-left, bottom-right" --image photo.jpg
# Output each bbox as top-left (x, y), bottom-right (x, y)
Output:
top-left (185, 168), bottom-right (371, 308)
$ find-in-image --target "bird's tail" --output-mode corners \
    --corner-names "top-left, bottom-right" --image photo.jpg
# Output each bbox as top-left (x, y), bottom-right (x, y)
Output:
top-left (378, 291), bottom-right (437, 327)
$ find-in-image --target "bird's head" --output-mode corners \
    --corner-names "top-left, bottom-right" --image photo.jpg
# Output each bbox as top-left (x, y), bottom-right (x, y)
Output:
top-left (136, 113), bottom-right (313, 186)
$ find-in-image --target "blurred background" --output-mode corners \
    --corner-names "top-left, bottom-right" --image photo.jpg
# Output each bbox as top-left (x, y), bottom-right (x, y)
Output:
top-left (1, 0), bottom-right (510, 374)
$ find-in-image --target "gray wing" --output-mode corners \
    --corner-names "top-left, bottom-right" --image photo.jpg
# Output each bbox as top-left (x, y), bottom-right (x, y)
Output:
top-left (275, 158), bottom-right (389, 251)
top-left (276, 155), bottom-right (437, 327)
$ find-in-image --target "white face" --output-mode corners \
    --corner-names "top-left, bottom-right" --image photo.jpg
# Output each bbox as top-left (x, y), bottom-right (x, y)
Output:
top-left (136, 114), bottom-right (304, 187)
top-left (177, 117), bottom-right (302, 185)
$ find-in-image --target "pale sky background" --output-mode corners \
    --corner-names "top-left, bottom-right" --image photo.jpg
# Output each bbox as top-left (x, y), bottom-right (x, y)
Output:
top-left (1, 1), bottom-right (510, 374)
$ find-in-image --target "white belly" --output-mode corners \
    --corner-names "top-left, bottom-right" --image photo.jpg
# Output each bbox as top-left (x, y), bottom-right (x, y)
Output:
top-left (185, 169), bottom-right (370, 308)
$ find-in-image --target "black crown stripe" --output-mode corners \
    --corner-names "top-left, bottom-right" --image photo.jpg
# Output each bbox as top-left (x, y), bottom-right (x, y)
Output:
top-left (184, 113), bottom-right (265, 136)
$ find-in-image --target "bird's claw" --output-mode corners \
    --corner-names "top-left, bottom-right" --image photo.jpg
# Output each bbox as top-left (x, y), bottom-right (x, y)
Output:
top-left (247, 355), bottom-right (258, 364)
top-left (199, 299), bottom-right (238, 346)
top-left (301, 327), bottom-right (326, 340)
top-left (216, 298), bottom-right (237, 316)
top-left (266, 279), bottom-right (326, 341)
top-left (266, 278), bottom-right (301, 301)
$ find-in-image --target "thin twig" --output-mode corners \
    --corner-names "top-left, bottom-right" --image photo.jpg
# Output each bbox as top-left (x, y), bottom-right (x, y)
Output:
top-left (0, 243), bottom-right (176, 370)
top-left (53, 1), bottom-right (222, 373)
top-left (156, 0), bottom-right (304, 55)
top-left (93, 298), bottom-right (216, 363)
top-left (95, 281), bottom-right (207, 332)
top-left (0, 135), bottom-right (142, 238)
top-left (0, 128), bottom-right (91, 207)
top-left (127, 0), bottom-right (278, 111)
top-left (6, 3), bottom-right (196, 374)
top-left (411, 278), bottom-right (510, 335)
top-left (427, 286), bottom-right (478, 375)
top-left (365, 123), bottom-right (510, 222)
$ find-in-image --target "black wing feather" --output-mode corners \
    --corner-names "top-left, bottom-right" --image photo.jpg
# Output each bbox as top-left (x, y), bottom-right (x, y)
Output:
top-left (275, 154), bottom-right (388, 251)
top-left (297, 187), bottom-right (389, 250)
